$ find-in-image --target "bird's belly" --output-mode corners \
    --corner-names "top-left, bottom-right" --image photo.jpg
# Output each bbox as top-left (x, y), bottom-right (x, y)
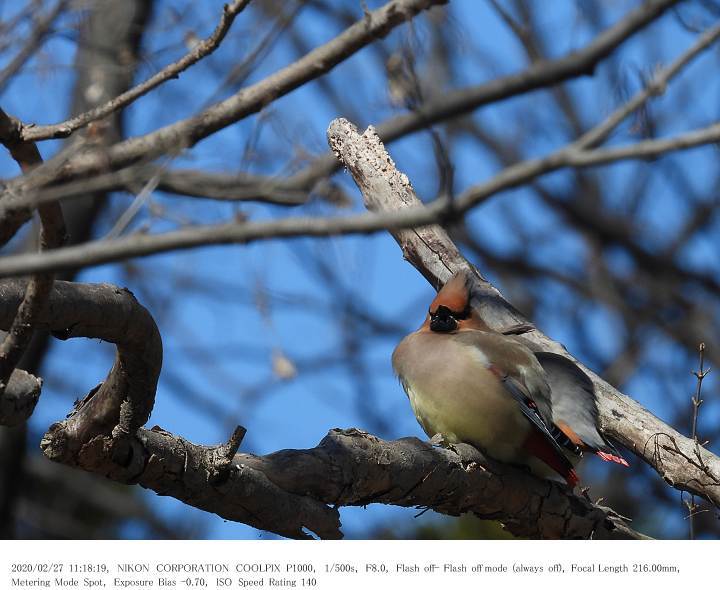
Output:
top-left (402, 367), bottom-right (530, 463)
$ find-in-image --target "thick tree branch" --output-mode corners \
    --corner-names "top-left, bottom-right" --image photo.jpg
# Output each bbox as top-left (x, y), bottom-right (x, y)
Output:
top-left (0, 278), bottom-right (646, 539)
top-left (0, 280), bottom-right (161, 455)
top-left (86, 425), bottom-right (649, 540)
top-left (326, 117), bottom-right (720, 509)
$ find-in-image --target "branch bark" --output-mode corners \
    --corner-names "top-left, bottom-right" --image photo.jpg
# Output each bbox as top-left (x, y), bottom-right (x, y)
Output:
top-left (326, 117), bottom-right (720, 509)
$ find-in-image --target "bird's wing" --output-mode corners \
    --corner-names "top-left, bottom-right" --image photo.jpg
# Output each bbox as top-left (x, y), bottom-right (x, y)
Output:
top-left (454, 331), bottom-right (580, 482)
top-left (454, 331), bottom-right (554, 422)
top-left (535, 352), bottom-right (628, 466)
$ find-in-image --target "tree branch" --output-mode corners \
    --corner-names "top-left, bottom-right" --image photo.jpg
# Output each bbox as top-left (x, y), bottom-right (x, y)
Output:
top-left (0, 0), bottom-right (445, 245)
top-left (15, 0), bottom-right (446, 178)
top-left (23, 165), bottom-right (318, 208)
top-left (0, 0), bottom-right (69, 94)
top-left (326, 117), bottom-right (720, 509)
top-left (0, 280), bottom-right (161, 456)
top-left (0, 278), bottom-right (647, 539)
top-left (205, 0), bottom-right (682, 200)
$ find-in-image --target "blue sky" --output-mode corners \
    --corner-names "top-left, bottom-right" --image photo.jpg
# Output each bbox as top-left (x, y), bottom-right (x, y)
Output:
top-left (1, 0), bottom-right (718, 539)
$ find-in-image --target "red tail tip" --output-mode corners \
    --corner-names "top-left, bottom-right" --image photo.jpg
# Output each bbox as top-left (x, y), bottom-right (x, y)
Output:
top-left (596, 451), bottom-right (629, 467)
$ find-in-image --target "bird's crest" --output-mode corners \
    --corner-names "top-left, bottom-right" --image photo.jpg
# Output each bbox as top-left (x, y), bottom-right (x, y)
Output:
top-left (429, 270), bottom-right (473, 315)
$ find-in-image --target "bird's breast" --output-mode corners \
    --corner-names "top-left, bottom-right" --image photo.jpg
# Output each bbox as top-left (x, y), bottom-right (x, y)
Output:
top-left (392, 332), bottom-right (530, 461)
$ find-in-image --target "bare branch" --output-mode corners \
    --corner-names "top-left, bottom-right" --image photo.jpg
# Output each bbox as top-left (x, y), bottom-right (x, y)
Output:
top-left (75, 425), bottom-right (650, 540)
top-left (14, 0), bottom-right (447, 181)
top-left (0, 0), bottom-right (446, 245)
top-left (232, 0), bottom-right (683, 195)
top-left (0, 279), bottom-right (161, 455)
top-left (0, 278), bottom-right (644, 539)
top-left (327, 117), bottom-right (720, 509)
top-left (576, 21), bottom-right (720, 150)
top-left (24, 165), bottom-right (316, 207)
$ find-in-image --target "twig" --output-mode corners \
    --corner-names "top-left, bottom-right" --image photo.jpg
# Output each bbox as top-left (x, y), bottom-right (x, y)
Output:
top-left (103, 165), bottom-right (164, 240)
top-left (687, 342), bottom-right (710, 539)
top-left (21, 0), bottom-right (253, 142)
top-left (18, 165), bottom-right (314, 209)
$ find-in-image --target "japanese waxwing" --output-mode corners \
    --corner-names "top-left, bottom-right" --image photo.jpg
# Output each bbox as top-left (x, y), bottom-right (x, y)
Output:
top-left (391, 269), bottom-right (628, 487)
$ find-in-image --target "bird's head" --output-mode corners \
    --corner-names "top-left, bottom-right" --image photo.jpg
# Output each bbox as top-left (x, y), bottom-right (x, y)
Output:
top-left (425, 270), bottom-right (489, 333)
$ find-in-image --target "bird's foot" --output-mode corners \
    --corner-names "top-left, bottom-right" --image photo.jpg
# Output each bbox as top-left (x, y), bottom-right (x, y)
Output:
top-left (580, 486), bottom-right (593, 502)
top-left (430, 433), bottom-right (460, 454)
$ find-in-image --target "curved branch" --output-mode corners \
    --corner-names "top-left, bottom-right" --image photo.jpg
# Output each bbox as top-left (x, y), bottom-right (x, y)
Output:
top-left (0, 279), bottom-right (161, 454)
top-left (0, 278), bottom-right (646, 539)
top-left (326, 117), bottom-right (720, 509)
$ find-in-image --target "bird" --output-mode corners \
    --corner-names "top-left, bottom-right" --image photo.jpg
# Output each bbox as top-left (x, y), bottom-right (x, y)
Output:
top-left (391, 269), bottom-right (628, 487)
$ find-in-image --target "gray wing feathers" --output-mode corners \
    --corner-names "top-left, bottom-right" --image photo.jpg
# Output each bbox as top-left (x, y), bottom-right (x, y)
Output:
top-left (534, 352), bottom-right (608, 451)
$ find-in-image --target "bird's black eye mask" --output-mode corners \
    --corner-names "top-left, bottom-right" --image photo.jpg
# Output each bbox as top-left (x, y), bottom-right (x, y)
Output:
top-left (429, 304), bottom-right (470, 332)
top-left (430, 304), bottom-right (470, 320)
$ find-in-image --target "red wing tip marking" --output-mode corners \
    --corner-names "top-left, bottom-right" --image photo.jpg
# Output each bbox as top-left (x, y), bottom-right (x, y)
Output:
top-left (596, 451), bottom-right (630, 467)
top-left (567, 468), bottom-right (580, 488)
